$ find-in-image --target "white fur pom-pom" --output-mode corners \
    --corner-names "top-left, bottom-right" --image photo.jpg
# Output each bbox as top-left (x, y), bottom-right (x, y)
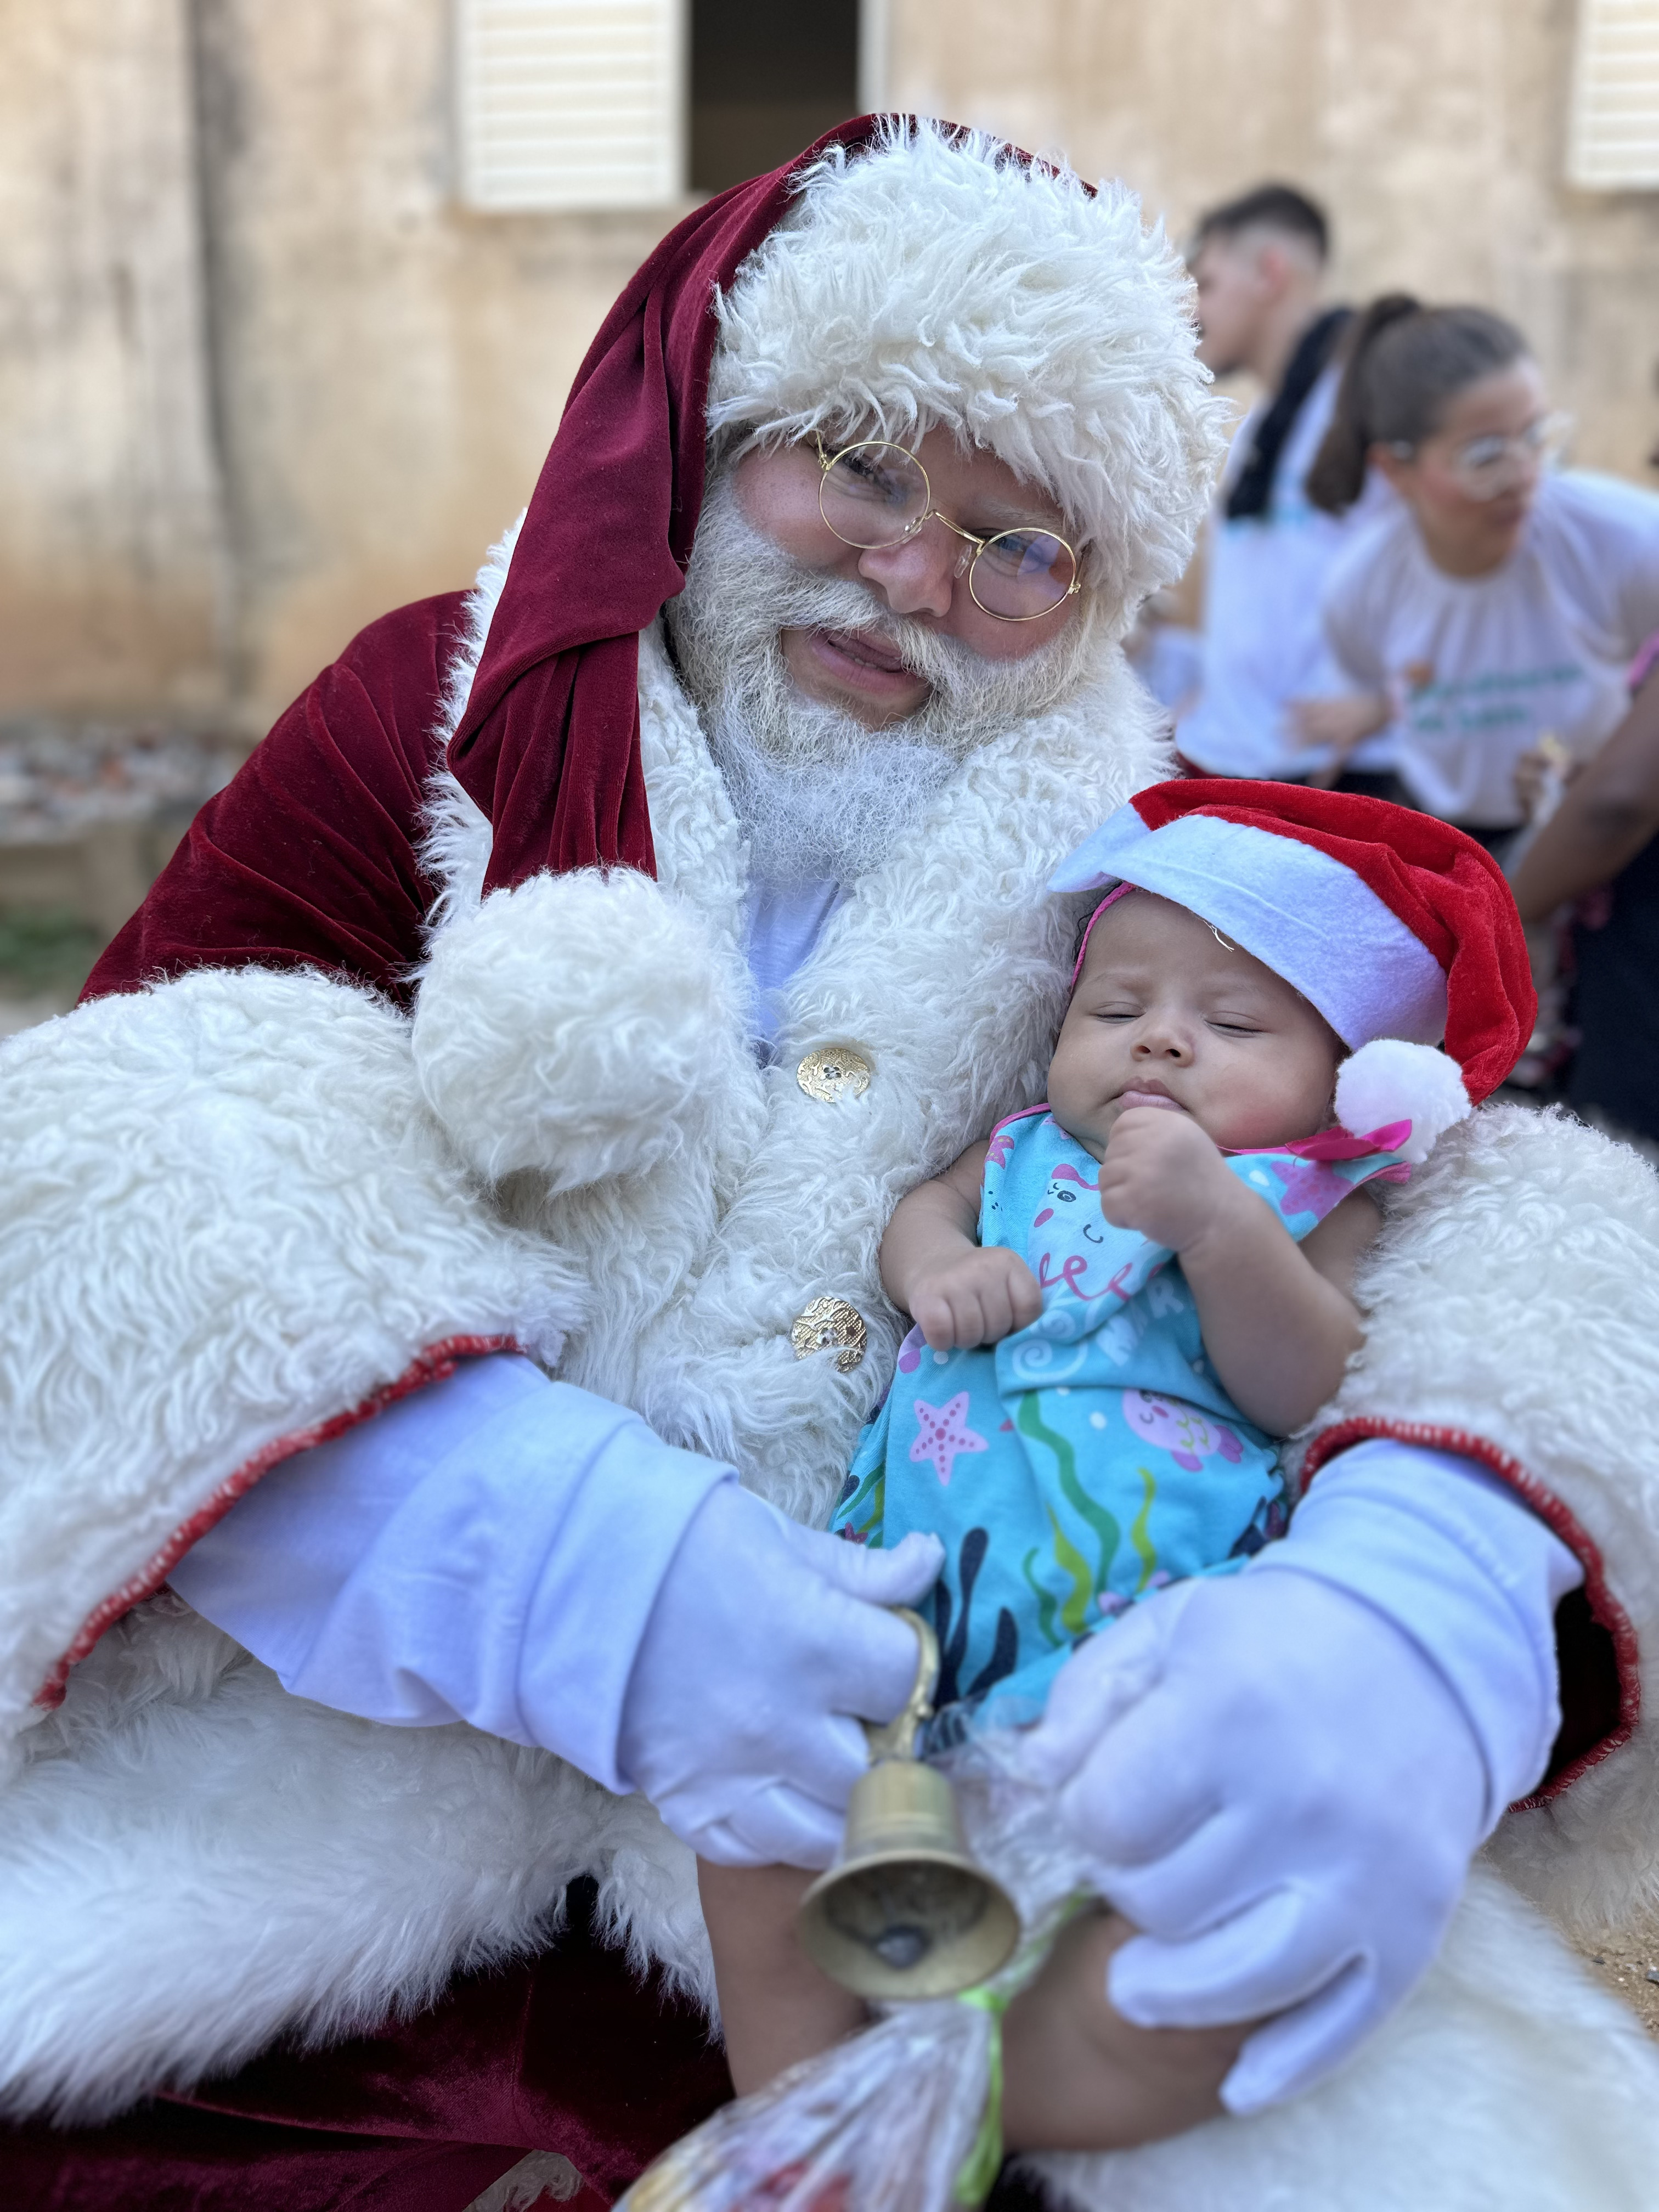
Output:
top-left (1335, 1037), bottom-right (1471, 1165)
top-left (413, 867), bottom-right (739, 1192)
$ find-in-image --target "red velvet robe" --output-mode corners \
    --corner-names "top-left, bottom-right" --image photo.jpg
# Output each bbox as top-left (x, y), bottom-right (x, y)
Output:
top-left (85, 596), bottom-right (472, 1008)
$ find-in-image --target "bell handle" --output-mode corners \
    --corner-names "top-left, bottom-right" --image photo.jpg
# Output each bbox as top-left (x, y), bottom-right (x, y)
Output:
top-left (862, 1606), bottom-right (939, 1765)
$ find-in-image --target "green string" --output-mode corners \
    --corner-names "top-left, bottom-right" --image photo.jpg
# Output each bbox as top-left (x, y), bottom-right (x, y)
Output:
top-left (952, 1985), bottom-right (1011, 2207)
top-left (950, 1893), bottom-right (1096, 2207)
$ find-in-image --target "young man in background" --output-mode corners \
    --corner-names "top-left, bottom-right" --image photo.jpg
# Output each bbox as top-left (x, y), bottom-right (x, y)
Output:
top-left (1175, 183), bottom-right (1398, 793)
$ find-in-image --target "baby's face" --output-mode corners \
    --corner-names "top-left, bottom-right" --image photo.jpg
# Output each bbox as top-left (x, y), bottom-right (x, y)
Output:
top-left (1048, 892), bottom-right (1345, 1160)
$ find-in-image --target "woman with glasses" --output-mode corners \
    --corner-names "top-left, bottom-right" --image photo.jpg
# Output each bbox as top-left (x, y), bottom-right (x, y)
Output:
top-left (1301, 295), bottom-right (1659, 850)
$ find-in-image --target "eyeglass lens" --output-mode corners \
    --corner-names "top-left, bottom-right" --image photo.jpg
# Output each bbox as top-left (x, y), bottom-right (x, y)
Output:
top-left (819, 441), bottom-right (1076, 619)
top-left (1452, 414), bottom-right (1570, 498)
top-left (818, 442), bottom-right (930, 545)
top-left (965, 528), bottom-right (1078, 620)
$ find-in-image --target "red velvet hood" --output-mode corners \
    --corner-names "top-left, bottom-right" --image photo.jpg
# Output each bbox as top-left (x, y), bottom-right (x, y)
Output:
top-left (445, 114), bottom-right (893, 895)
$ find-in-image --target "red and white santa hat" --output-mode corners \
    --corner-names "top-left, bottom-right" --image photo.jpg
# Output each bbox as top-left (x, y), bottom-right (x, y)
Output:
top-left (1053, 780), bottom-right (1537, 1163)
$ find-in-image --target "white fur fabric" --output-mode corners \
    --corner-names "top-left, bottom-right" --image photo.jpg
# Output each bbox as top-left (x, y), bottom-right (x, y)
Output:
top-left (1310, 1103), bottom-right (1659, 1948)
top-left (0, 963), bottom-right (585, 1766)
top-left (705, 121), bottom-right (1227, 613)
top-left (414, 865), bottom-right (745, 1190)
top-left (0, 1596), bottom-right (706, 2123)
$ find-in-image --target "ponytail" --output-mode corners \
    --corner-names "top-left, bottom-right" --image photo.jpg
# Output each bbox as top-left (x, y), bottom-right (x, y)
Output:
top-left (1305, 295), bottom-right (1530, 515)
top-left (1306, 295), bottom-right (1421, 514)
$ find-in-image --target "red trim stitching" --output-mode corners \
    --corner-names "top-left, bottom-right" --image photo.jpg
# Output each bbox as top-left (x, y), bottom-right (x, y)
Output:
top-left (30, 1334), bottom-right (520, 1711)
top-left (1301, 1415), bottom-right (1641, 1801)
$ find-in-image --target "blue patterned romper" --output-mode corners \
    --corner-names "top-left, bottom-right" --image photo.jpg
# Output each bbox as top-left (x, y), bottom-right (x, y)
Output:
top-left (831, 1108), bottom-right (1407, 1737)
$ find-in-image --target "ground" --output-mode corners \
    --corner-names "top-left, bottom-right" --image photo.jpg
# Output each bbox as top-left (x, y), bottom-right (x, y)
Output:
top-left (1578, 1923), bottom-right (1659, 2035)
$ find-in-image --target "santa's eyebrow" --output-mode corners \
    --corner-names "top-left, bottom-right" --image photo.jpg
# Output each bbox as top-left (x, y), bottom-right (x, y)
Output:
top-left (967, 493), bottom-right (1066, 532)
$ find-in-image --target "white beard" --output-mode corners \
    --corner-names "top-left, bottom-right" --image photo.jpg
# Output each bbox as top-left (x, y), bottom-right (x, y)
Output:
top-left (667, 465), bottom-right (1104, 886)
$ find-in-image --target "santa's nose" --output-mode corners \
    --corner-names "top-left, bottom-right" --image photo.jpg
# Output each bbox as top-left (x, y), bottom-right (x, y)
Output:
top-left (855, 523), bottom-right (961, 621)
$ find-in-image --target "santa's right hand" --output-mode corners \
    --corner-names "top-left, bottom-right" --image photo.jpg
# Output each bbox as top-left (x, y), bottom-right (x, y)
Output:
top-left (617, 1483), bottom-right (943, 1868)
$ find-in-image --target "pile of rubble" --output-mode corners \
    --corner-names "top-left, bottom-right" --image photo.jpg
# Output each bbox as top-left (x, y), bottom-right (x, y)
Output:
top-left (0, 721), bottom-right (240, 844)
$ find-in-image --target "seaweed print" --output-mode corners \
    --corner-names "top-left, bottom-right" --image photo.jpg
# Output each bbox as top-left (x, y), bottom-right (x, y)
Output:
top-left (933, 1525), bottom-right (1019, 1707)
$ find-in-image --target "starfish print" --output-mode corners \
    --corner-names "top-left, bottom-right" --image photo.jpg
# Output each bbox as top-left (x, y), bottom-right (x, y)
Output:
top-left (910, 1392), bottom-right (989, 1484)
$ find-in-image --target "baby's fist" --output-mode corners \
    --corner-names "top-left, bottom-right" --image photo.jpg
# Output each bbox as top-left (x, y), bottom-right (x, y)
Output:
top-left (909, 1247), bottom-right (1043, 1350)
top-left (1098, 1107), bottom-right (1228, 1250)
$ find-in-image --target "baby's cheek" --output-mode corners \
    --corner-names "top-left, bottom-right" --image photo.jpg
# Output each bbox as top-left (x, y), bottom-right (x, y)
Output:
top-left (1047, 1028), bottom-right (1114, 1129)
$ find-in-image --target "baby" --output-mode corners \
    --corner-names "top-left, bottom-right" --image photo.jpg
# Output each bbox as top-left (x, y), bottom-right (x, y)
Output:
top-left (700, 780), bottom-right (1524, 2151)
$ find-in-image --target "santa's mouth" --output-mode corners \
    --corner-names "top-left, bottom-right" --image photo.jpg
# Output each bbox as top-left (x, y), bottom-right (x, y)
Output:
top-left (809, 625), bottom-right (926, 686)
top-left (819, 625), bottom-right (907, 670)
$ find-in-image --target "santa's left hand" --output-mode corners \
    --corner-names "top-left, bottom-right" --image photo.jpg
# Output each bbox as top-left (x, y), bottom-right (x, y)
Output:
top-left (1098, 1106), bottom-right (1232, 1251)
top-left (1022, 1440), bottom-right (1583, 2111)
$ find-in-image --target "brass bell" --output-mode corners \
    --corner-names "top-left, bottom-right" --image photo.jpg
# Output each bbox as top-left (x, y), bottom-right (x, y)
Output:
top-left (797, 1609), bottom-right (1019, 2000)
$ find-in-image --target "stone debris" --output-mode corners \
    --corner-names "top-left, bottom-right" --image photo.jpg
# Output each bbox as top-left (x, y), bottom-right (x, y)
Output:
top-left (1577, 1928), bottom-right (1659, 2035)
top-left (0, 721), bottom-right (237, 843)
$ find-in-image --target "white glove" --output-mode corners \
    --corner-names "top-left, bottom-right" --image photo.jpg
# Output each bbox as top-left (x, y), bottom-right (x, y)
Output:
top-left (174, 1351), bottom-right (938, 1863)
top-left (1023, 1441), bottom-right (1582, 2111)
top-left (618, 1481), bottom-right (943, 1868)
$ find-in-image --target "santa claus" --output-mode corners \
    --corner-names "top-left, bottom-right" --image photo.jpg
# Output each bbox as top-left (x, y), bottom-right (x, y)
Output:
top-left (5, 116), bottom-right (1659, 2211)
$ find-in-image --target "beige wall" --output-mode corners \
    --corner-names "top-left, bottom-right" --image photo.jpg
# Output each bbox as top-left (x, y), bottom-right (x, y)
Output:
top-left (0, 0), bottom-right (686, 730)
top-left (0, 0), bottom-right (227, 718)
top-left (6, 0), bottom-right (1659, 731)
top-left (193, 1), bottom-right (682, 719)
top-left (889, 0), bottom-right (1659, 476)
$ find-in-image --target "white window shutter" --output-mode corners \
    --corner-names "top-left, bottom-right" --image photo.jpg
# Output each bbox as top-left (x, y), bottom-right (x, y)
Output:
top-left (456, 0), bottom-right (685, 212)
top-left (1567, 0), bottom-right (1659, 189)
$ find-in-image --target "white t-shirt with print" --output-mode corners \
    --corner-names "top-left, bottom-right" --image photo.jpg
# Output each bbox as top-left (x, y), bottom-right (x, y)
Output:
top-left (1177, 362), bottom-right (1395, 780)
top-left (1323, 470), bottom-right (1659, 826)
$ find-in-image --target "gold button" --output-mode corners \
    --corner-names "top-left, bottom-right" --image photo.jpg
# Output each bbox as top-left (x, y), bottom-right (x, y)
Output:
top-left (790, 1296), bottom-right (868, 1373)
top-left (796, 1044), bottom-right (873, 1103)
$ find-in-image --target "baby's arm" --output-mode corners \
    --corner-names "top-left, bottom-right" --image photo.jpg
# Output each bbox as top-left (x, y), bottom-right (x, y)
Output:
top-left (880, 1139), bottom-right (1043, 1349)
top-left (1098, 1108), bottom-right (1378, 1434)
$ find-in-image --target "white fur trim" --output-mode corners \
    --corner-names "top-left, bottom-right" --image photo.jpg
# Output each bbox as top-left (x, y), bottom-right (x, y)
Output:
top-left (1336, 1038), bottom-right (1471, 1164)
top-left (1054, 805), bottom-right (1449, 1049)
top-left (469, 2152), bottom-right (583, 2210)
top-left (705, 121), bottom-right (1227, 621)
top-left (419, 513), bottom-right (522, 934)
top-left (0, 966), bottom-right (585, 1767)
top-left (413, 867), bottom-right (745, 1190)
top-left (0, 620), bottom-right (1171, 2117)
top-left (1308, 1105), bottom-right (1659, 1938)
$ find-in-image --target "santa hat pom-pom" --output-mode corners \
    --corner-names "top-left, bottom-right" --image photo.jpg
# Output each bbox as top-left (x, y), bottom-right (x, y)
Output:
top-left (1335, 1038), bottom-right (1471, 1166)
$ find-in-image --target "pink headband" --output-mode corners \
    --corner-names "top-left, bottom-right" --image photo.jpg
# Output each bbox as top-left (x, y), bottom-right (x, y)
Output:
top-left (1069, 882), bottom-right (1138, 987)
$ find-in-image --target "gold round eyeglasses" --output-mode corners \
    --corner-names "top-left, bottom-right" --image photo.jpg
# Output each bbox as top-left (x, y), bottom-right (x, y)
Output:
top-left (814, 433), bottom-right (1081, 622)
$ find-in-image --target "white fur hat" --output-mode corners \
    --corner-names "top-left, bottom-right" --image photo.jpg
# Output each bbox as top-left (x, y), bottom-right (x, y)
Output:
top-left (703, 119), bottom-right (1229, 616)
